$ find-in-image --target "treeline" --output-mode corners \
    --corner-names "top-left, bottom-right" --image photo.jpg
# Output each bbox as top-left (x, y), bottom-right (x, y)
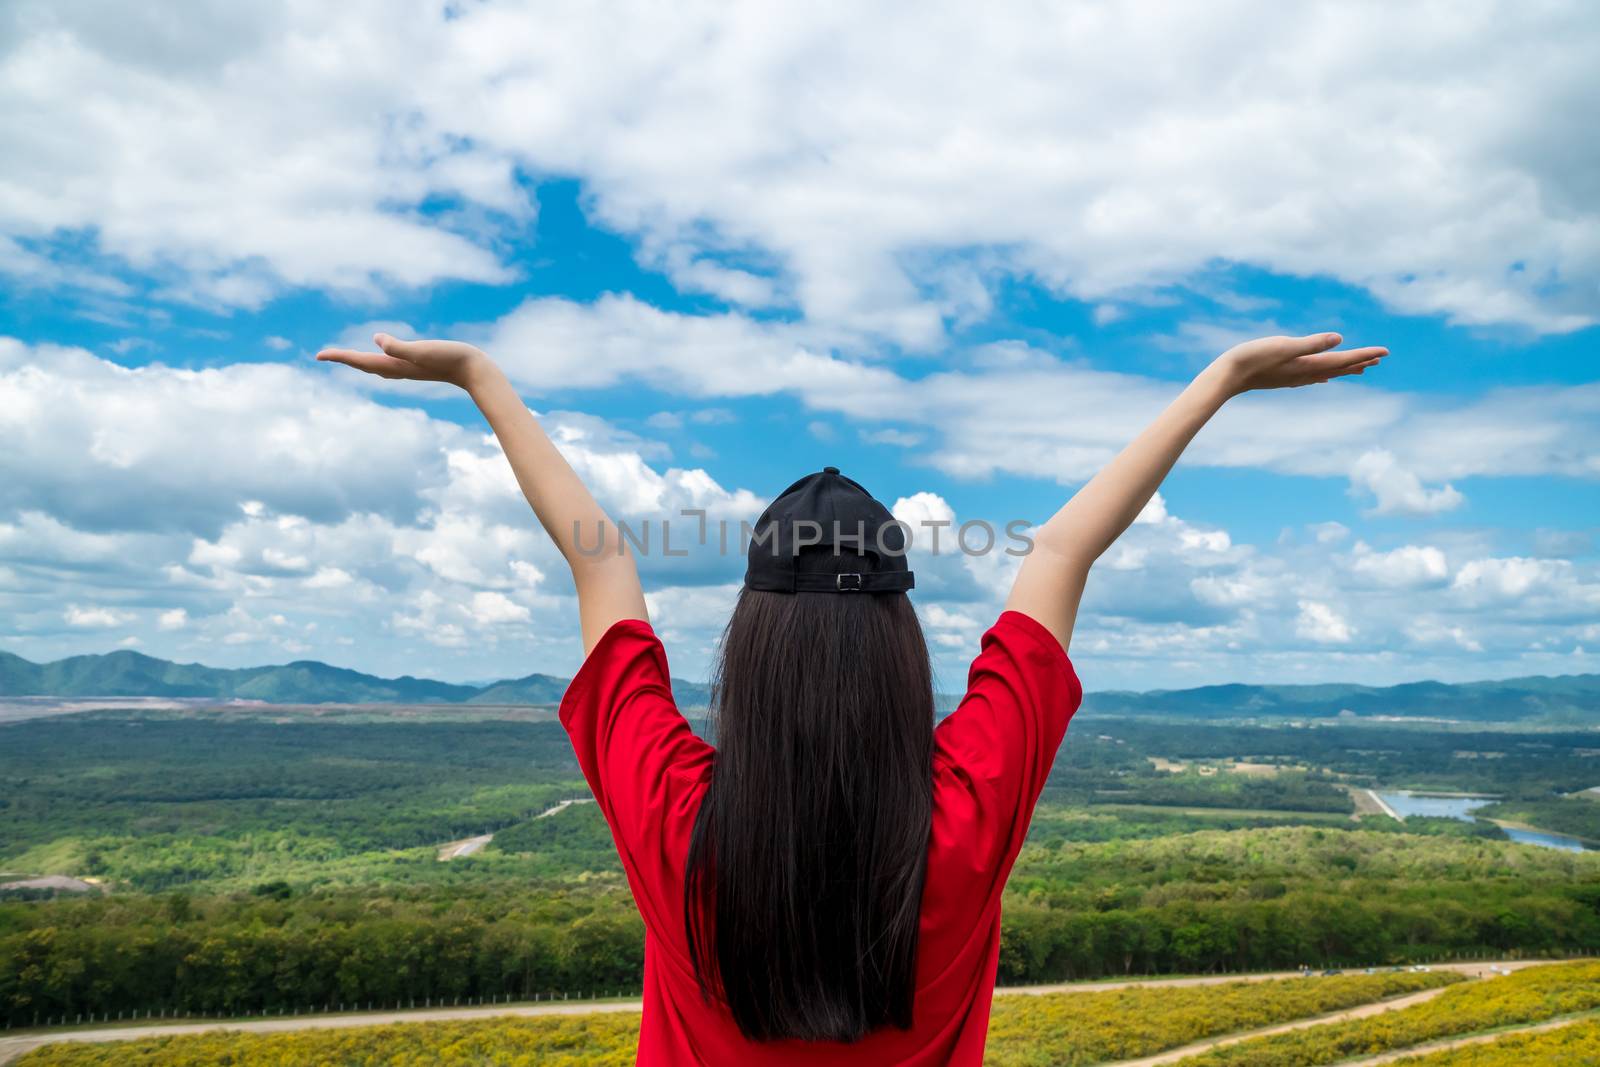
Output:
top-left (996, 827), bottom-right (1600, 981)
top-left (995, 885), bottom-right (1597, 983)
top-left (1074, 772), bottom-right (1354, 813)
top-left (1085, 721), bottom-right (1600, 797)
top-left (5, 831), bottom-right (1599, 1027)
top-left (0, 883), bottom-right (644, 1027)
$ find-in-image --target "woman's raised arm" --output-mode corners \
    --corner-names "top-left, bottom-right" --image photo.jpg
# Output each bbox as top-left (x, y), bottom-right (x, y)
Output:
top-left (1005, 332), bottom-right (1388, 652)
top-left (316, 333), bottom-right (647, 654)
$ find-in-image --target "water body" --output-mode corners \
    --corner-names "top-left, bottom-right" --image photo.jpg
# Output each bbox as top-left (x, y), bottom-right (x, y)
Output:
top-left (1375, 792), bottom-right (1492, 820)
top-left (1500, 826), bottom-right (1591, 853)
top-left (1372, 791), bottom-right (1592, 852)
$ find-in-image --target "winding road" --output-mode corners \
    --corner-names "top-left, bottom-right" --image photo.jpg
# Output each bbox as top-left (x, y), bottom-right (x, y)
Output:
top-left (0, 960), bottom-right (1562, 1065)
top-left (434, 798), bottom-right (594, 861)
top-left (1337, 1012), bottom-right (1596, 1066)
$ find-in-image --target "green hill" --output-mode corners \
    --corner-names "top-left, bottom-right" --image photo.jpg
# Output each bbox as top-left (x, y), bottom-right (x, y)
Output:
top-left (464, 671), bottom-right (573, 704)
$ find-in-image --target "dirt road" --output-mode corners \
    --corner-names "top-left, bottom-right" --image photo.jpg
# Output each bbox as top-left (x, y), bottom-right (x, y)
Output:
top-left (1340, 1012), bottom-right (1596, 1065)
top-left (436, 833), bottom-right (494, 860)
top-left (434, 798), bottom-right (593, 861)
top-left (0, 960), bottom-right (1562, 1066)
top-left (1104, 985), bottom-right (1455, 1066)
top-left (535, 797), bottom-right (593, 819)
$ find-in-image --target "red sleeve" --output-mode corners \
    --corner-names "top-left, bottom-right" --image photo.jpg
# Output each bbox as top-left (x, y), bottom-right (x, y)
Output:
top-left (558, 618), bottom-right (714, 941)
top-left (931, 609), bottom-right (1083, 888)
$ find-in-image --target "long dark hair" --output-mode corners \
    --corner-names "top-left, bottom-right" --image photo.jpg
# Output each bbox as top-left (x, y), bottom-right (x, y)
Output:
top-left (684, 550), bottom-right (935, 1043)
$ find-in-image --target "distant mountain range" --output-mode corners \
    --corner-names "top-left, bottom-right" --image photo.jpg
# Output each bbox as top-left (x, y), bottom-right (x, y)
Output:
top-left (2, 648), bottom-right (1596, 721)
top-left (0, 648), bottom-right (711, 708)
top-left (1080, 673), bottom-right (1600, 722)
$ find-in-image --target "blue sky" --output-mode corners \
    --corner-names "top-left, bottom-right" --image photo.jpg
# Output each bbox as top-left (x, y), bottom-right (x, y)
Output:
top-left (1, 3), bottom-right (1596, 691)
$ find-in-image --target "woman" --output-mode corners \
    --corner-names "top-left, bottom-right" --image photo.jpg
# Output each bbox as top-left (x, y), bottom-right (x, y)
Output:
top-left (317, 331), bottom-right (1386, 1064)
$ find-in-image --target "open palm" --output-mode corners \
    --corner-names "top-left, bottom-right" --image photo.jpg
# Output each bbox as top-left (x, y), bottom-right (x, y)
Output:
top-left (1220, 332), bottom-right (1388, 393)
top-left (316, 333), bottom-right (487, 389)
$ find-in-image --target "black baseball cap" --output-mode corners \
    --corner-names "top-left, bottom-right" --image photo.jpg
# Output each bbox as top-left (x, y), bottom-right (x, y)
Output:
top-left (743, 467), bottom-right (915, 594)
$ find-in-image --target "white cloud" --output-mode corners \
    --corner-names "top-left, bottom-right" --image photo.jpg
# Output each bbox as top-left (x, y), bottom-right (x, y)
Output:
top-left (483, 294), bottom-right (899, 401)
top-left (4, 330), bottom-right (1598, 688)
top-left (892, 492), bottom-right (956, 531)
top-left (1347, 541), bottom-right (1450, 588)
top-left (1177, 527), bottom-right (1232, 556)
top-left (861, 428), bottom-right (924, 448)
top-left (0, 338), bottom-right (768, 681)
top-left (6, 2), bottom-right (1597, 334)
top-left (0, 3), bottom-right (519, 309)
top-left (806, 421), bottom-right (835, 442)
top-left (1191, 569), bottom-right (1276, 608)
top-left (1406, 618), bottom-right (1483, 653)
top-left (0, 337), bottom-right (460, 536)
top-left (64, 605), bottom-right (129, 628)
top-left (1451, 556), bottom-right (1569, 601)
top-left (1091, 304), bottom-right (1125, 326)
top-left (391, 591), bottom-right (470, 650)
top-left (1348, 449), bottom-right (1465, 517)
top-left (471, 307), bottom-right (1600, 495)
top-left (1295, 599), bottom-right (1354, 644)
top-left (920, 603), bottom-right (987, 652)
top-left (0, 510), bottom-right (161, 567)
top-left (442, 1), bottom-right (1600, 339)
top-left (1134, 492), bottom-right (1169, 525)
top-left (469, 591), bottom-right (532, 625)
top-left (642, 582), bottom-right (742, 654)
top-left (1309, 521), bottom-right (1350, 544)
top-left (304, 567), bottom-right (354, 590)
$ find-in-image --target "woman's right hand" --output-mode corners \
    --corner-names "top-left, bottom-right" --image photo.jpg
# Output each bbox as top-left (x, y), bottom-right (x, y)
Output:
top-left (316, 333), bottom-right (492, 391)
top-left (1214, 332), bottom-right (1388, 395)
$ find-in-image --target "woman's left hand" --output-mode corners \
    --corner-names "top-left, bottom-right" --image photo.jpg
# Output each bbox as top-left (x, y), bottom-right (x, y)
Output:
top-left (316, 333), bottom-right (491, 390)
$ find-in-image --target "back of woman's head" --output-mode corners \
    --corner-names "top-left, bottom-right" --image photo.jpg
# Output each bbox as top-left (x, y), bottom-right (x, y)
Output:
top-left (684, 544), bottom-right (935, 1043)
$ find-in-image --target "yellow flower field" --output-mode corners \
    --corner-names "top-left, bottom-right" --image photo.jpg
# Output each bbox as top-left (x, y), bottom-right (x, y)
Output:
top-left (1173, 960), bottom-right (1600, 1066)
top-left (1389, 1016), bottom-right (1600, 1065)
top-left (15, 971), bottom-right (1459, 1066)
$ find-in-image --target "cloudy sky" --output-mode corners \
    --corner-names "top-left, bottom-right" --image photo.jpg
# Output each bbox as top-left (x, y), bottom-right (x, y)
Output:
top-left (2, 0), bottom-right (1597, 691)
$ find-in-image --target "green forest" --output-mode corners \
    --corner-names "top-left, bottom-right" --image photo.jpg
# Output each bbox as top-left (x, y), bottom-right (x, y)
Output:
top-left (1, 704), bottom-right (1597, 1029)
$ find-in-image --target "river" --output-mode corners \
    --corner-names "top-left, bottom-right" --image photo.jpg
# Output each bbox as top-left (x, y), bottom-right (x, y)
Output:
top-left (1372, 791), bottom-right (1592, 853)
top-left (1499, 826), bottom-right (1591, 853)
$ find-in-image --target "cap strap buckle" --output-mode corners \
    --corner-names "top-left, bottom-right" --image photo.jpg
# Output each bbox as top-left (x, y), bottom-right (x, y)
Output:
top-left (835, 573), bottom-right (863, 592)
